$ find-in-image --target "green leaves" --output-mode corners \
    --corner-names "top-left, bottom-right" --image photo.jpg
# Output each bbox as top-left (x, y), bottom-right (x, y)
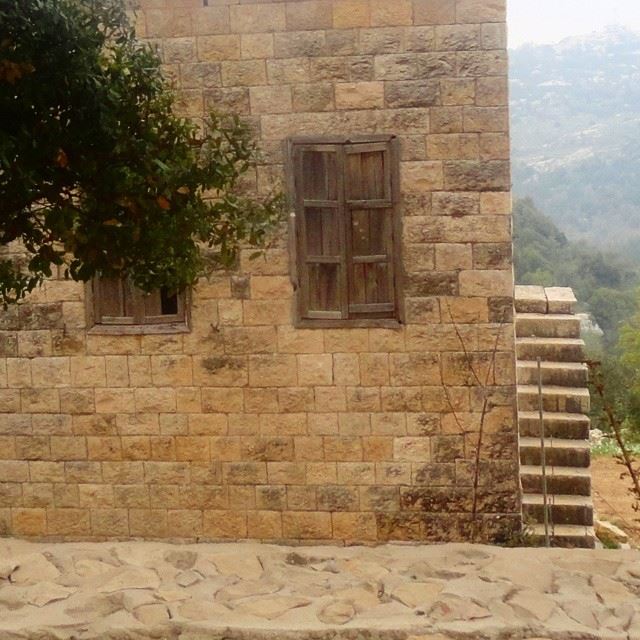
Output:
top-left (0, 0), bottom-right (284, 306)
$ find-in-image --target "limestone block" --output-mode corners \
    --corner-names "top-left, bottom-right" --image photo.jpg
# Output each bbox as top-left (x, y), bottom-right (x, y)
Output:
top-left (247, 510), bottom-right (282, 538)
top-left (324, 329), bottom-right (369, 353)
top-left (193, 356), bottom-right (248, 387)
top-left (374, 53), bottom-right (456, 81)
top-left (129, 509), bottom-right (168, 537)
top-left (47, 508), bottom-right (91, 536)
top-left (440, 78), bottom-right (475, 105)
top-left (480, 132), bottom-right (509, 160)
top-left (150, 355), bottom-right (193, 387)
top-left (337, 412), bottom-right (370, 437)
top-left (431, 106), bottom-right (463, 133)
top-left (390, 353), bottom-right (441, 386)
top-left (332, 0), bottom-right (371, 28)
top-left (346, 387), bottom-right (380, 412)
top-left (292, 83), bottom-right (335, 112)
top-left (457, 50), bottom-right (508, 77)
top-left (482, 22), bottom-right (507, 49)
top-left (443, 160), bottom-right (510, 191)
top-left (197, 34), bottom-right (240, 62)
top-left (427, 133), bottom-right (480, 160)
top-left (413, 0), bottom-right (456, 25)
top-left (324, 437), bottom-right (363, 461)
top-left (192, 7), bottom-right (230, 36)
top-left (121, 436), bottom-right (151, 461)
top-left (371, 0), bottom-right (412, 27)
top-left (18, 331), bottom-right (51, 358)
top-left (248, 354), bottom-right (297, 387)
top-left (393, 437), bottom-right (432, 462)
top-left (435, 243), bottom-right (473, 270)
top-left (11, 508), bottom-right (47, 536)
top-left (297, 354), bottom-right (333, 386)
top-left (199, 388), bottom-right (241, 415)
top-left (50, 437), bottom-right (87, 462)
top-left (359, 353), bottom-right (389, 386)
top-left (459, 269), bottom-right (513, 297)
top-left (176, 436), bottom-right (210, 462)
top-left (432, 191), bottom-right (480, 218)
top-left (229, 4), bottom-right (286, 34)
top-left (282, 511), bottom-right (332, 539)
top-left (286, 1), bottom-right (333, 31)
top-left (221, 60), bottom-right (267, 86)
top-left (103, 356), bottom-right (128, 388)
top-left (335, 81), bottom-right (384, 110)
top-left (363, 436), bottom-right (394, 461)
top-left (69, 356), bottom-right (106, 388)
top-left (401, 161), bottom-right (445, 193)
top-left (274, 30), bottom-right (326, 58)
top-left (359, 27), bottom-right (404, 55)
top-left (406, 26), bottom-right (437, 52)
top-left (163, 37), bottom-right (196, 64)
top-left (435, 24), bottom-right (481, 50)
top-left (241, 33), bottom-right (275, 60)
top-left (385, 80), bottom-right (440, 108)
top-left (314, 387), bottom-right (347, 411)
top-left (21, 389), bottom-right (59, 414)
top-left (464, 106), bottom-right (508, 132)
top-left (243, 299), bottom-right (291, 325)
top-left (456, 0), bottom-right (506, 24)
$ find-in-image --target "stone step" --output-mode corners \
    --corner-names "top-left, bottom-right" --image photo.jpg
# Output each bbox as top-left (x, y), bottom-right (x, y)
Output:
top-left (528, 524), bottom-right (596, 549)
top-left (516, 313), bottom-right (581, 339)
top-left (516, 337), bottom-right (585, 363)
top-left (522, 493), bottom-right (593, 527)
top-left (546, 287), bottom-right (578, 314)
top-left (515, 285), bottom-right (547, 314)
top-left (519, 411), bottom-right (590, 440)
top-left (519, 437), bottom-right (590, 467)
top-left (514, 285), bottom-right (577, 315)
top-left (517, 385), bottom-right (590, 414)
top-left (520, 465), bottom-right (591, 496)
top-left (517, 360), bottom-right (588, 387)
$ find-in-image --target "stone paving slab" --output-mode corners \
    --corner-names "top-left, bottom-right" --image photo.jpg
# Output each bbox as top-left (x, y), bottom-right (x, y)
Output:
top-left (1, 539), bottom-right (640, 639)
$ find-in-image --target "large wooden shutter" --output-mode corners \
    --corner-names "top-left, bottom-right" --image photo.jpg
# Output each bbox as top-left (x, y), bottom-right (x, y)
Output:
top-left (294, 144), bottom-right (347, 320)
top-left (292, 137), bottom-right (399, 323)
top-left (345, 142), bottom-right (397, 318)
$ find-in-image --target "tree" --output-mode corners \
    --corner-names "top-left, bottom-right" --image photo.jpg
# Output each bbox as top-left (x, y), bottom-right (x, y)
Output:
top-left (0, 0), bottom-right (282, 305)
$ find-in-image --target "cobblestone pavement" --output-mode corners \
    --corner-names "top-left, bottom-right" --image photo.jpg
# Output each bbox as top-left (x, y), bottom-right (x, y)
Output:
top-left (1, 538), bottom-right (640, 639)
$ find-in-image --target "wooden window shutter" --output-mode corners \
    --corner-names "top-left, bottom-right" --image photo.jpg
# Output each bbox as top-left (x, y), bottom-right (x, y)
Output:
top-left (345, 140), bottom-right (398, 319)
top-left (294, 144), bottom-right (348, 320)
top-left (93, 277), bottom-right (185, 327)
top-left (291, 136), bottom-right (400, 324)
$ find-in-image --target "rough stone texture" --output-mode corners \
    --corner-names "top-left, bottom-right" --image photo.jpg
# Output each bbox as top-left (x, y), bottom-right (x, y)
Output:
top-left (1, 540), bottom-right (640, 640)
top-left (1, 0), bottom-right (518, 544)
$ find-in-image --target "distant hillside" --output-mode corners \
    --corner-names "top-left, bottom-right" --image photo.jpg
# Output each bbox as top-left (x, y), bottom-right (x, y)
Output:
top-left (510, 26), bottom-right (640, 256)
top-left (513, 198), bottom-right (637, 346)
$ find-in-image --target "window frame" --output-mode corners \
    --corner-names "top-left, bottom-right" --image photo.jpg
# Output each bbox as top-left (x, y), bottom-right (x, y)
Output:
top-left (287, 135), bottom-right (404, 329)
top-left (87, 276), bottom-right (191, 335)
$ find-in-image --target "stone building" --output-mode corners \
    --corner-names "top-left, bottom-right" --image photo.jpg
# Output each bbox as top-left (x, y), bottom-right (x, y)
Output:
top-left (0, 0), bottom-right (526, 544)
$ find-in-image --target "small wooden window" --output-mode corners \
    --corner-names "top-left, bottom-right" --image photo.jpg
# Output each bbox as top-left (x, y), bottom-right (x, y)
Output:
top-left (290, 136), bottom-right (401, 326)
top-left (91, 276), bottom-right (188, 332)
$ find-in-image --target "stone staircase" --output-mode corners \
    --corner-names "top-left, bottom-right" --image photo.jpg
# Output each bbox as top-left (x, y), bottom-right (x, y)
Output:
top-left (515, 286), bottom-right (596, 548)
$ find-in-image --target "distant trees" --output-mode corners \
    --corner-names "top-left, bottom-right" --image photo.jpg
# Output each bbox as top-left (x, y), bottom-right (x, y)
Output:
top-left (514, 197), bottom-right (640, 440)
top-left (514, 198), bottom-right (637, 347)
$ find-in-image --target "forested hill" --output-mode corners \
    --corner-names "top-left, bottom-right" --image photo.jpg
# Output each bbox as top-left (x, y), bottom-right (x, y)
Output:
top-left (513, 198), bottom-right (637, 345)
top-left (510, 26), bottom-right (640, 257)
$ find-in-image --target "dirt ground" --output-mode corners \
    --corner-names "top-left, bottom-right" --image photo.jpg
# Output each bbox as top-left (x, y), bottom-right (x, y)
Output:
top-left (591, 455), bottom-right (640, 547)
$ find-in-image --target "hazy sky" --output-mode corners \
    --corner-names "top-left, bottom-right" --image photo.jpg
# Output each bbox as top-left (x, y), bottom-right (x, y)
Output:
top-left (508, 0), bottom-right (640, 47)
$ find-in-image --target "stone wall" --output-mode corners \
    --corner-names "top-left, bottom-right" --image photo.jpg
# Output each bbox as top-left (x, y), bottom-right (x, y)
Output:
top-left (0, 0), bottom-right (519, 543)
